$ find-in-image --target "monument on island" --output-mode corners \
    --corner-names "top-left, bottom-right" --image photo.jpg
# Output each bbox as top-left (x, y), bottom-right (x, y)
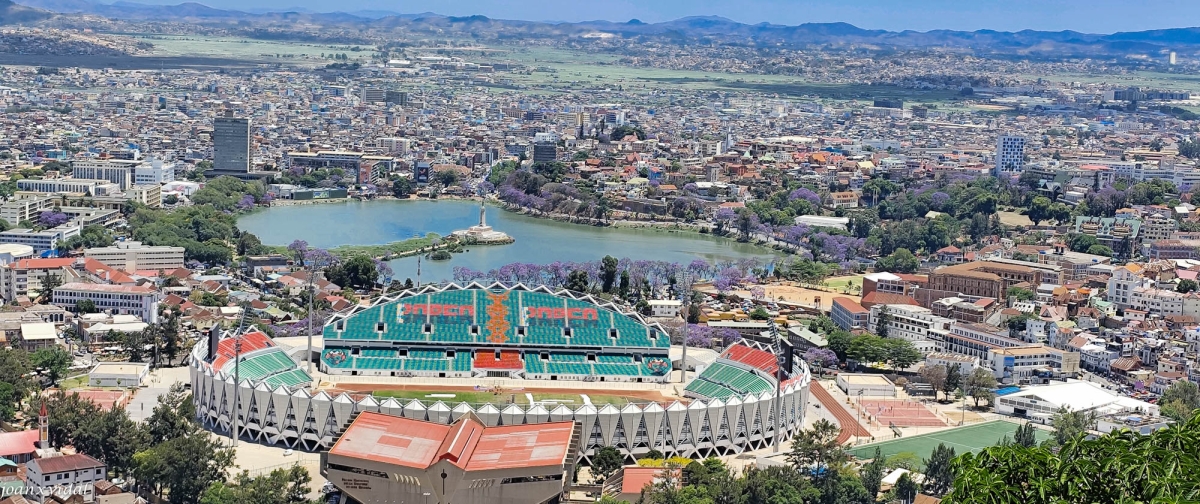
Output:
top-left (451, 199), bottom-right (514, 244)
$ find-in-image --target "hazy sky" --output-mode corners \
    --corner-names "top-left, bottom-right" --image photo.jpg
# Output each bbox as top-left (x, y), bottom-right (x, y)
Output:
top-left (148, 0), bottom-right (1200, 33)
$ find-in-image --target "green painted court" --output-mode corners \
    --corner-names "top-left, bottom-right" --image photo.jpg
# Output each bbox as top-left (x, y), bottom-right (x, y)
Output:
top-left (848, 421), bottom-right (1051, 465)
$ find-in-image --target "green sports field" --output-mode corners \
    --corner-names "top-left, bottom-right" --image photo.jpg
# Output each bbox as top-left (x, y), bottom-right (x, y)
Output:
top-left (848, 421), bottom-right (1051, 465)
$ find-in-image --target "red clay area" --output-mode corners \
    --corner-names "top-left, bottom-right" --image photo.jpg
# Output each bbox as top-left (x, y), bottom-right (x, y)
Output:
top-left (328, 383), bottom-right (684, 404)
top-left (810, 385), bottom-right (870, 444)
top-left (856, 399), bottom-right (946, 427)
top-left (71, 389), bottom-right (129, 411)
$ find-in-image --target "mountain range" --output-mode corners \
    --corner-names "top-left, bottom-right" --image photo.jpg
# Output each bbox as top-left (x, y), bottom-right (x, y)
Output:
top-left (10, 0), bottom-right (1200, 55)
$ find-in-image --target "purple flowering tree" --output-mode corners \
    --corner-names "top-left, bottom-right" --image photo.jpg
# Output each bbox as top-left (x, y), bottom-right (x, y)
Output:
top-left (788, 187), bottom-right (821, 205)
top-left (38, 211), bottom-right (69, 228)
top-left (287, 240), bottom-right (309, 264)
top-left (750, 286), bottom-right (766, 301)
top-left (237, 194), bottom-right (256, 210)
top-left (804, 347), bottom-right (840, 375)
top-left (715, 328), bottom-right (741, 348)
top-left (684, 324), bottom-right (713, 349)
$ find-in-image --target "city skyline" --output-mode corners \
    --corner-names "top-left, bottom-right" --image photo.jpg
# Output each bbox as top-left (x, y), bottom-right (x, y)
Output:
top-left (81, 0), bottom-right (1200, 33)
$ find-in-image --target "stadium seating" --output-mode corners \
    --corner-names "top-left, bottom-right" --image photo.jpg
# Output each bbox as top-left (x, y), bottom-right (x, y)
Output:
top-left (722, 345), bottom-right (779, 375)
top-left (474, 350), bottom-right (523, 370)
top-left (262, 368), bottom-right (312, 389)
top-left (684, 379), bottom-right (738, 399)
top-left (524, 357), bottom-right (546, 374)
top-left (684, 360), bottom-right (775, 399)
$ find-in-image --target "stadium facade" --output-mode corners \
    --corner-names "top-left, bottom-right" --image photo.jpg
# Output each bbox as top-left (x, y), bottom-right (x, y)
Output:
top-left (189, 282), bottom-right (812, 460)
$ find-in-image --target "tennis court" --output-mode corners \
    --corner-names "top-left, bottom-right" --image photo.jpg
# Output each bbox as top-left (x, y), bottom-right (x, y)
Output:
top-left (848, 420), bottom-right (1051, 464)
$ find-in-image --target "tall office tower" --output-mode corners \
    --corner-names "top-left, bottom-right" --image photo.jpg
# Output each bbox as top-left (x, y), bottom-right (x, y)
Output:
top-left (994, 134), bottom-right (1026, 176)
top-left (213, 111), bottom-right (250, 174)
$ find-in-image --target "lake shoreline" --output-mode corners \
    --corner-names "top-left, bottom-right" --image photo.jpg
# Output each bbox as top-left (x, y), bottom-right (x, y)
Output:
top-left (238, 198), bottom-right (782, 282)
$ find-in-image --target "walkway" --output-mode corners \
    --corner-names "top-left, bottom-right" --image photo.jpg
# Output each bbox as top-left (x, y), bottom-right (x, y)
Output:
top-left (810, 383), bottom-right (870, 444)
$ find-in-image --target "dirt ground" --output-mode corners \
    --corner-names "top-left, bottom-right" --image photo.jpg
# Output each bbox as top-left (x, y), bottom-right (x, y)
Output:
top-left (728, 282), bottom-right (861, 311)
top-left (326, 383), bottom-right (683, 404)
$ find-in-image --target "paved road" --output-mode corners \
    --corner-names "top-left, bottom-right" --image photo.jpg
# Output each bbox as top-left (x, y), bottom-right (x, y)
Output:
top-left (810, 383), bottom-right (870, 444)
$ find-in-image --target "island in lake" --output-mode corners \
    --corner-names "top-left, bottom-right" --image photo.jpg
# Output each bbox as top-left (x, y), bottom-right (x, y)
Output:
top-left (450, 200), bottom-right (514, 245)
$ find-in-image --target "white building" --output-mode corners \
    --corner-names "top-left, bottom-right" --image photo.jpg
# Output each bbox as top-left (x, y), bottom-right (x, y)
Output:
top-left (985, 344), bottom-right (1080, 384)
top-left (0, 226), bottom-right (81, 253)
top-left (70, 159), bottom-right (136, 189)
top-left (994, 134), bottom-right (1026, 175)
top-left (134, 159), bottom-right (176, 185)
top-left (0, 244), bottom-right (34, 266)
top-left (52, 283), bottom-right (160, 323)
top-left (869, 304), bottom-right (952, 353)
top-left (1106, 264), bottom-right (1146, 308)
top-left (995, 380), bottom-right (1158, 423)
top-left (16, 178), bottom-right (120, 196)
top-left (1141, 213), bottom-right (1178, 243)
top-left (84, 241), bottom-right (185, 271)
top-left (647, 299), bottom-right (682, 318)
top-left (25, 453), bottom-right (107, 503)
top-left (0, 195), bottom-right (54, 225)
top-left (88, 362), bottom-right (149, 387)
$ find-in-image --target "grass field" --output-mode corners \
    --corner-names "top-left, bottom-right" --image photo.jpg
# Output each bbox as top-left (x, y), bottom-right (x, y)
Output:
top-left (128, 34), bottom-right (378, 63)
top-left (848, 421), bottom-right (1051, 465)
top-left (823, 275), bottom-right (865, 293)
top-left (372, 389), bottom-right (632, 406)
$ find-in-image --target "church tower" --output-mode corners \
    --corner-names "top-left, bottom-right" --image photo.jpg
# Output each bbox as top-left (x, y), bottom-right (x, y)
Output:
top-left (38, 401), bottom-right (49, 450)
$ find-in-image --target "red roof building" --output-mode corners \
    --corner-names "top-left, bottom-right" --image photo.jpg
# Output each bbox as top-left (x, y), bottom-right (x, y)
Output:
top-left (325, 412), bottom-right (579, 504)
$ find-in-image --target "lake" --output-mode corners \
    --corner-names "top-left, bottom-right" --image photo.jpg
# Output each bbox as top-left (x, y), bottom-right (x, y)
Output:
top-left (237, 199), bottom-right (778, 282)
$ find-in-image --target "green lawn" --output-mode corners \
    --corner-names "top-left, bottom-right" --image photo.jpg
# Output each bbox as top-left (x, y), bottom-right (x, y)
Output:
top-left (823, 275), bottom-right (865, 292)
top-left (372, 389), bottom-right (631, 406)
top-left (58, 375), bottom-right (89, 390)
top-left (848, 421), bottom-right (1051, 466)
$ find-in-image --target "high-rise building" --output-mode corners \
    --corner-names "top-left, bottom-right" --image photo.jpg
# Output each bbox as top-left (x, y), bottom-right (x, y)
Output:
top-left (532, 142), bottom-right (558, 163)
top-left (385, 90), bottom-right (409, 105)
top-left (994, 134), bottom-right (1026, 175)
top-left (213, 112), bottom-right (250, 174)
top-left (360, 87), bottom-right (386, 103)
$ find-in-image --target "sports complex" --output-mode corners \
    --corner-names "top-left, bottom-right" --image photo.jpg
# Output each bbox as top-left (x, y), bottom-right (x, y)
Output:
top-left (190, 283), bottom-right (813, 463)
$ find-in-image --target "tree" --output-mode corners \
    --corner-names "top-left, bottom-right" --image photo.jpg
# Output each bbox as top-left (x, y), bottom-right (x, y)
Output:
top-left (1086, 244), bottom-right (1113, 257)
top-left (75, 298), bottom-right (98, 314)
top-left (786, 419), bottom-right (849, 475)
top-left (200, 466), bottom-right (314, 504)
top-left (884, 338), bottom-right (922, 371)
top-left (1068, 233), bottom-right (1099, 253)
top-left (592, 446), bottom-right (624, 483)
top-left (922, 443), bottom-right (956, 497)
top-left (1050, 406), bottom-right (1096, 446)
top-left (920, 365), bottom-right (948, 400)
top-left (1007, 286), bottom-right (1035, 301)
top-left (600, 255), bottom-right (618, 293)
top-left (826, 331), bottom-right (853, 361)
top-left (964, 368), bottom-right (998, 408)
top-left (565, 269), bottom-right (589, 293)
top-left (875, 305), bottom-right (891, 338)
top-left (35, 273), bottom-right (62, 303)
top-left (1159, 380), bottom-right (1200, 421)
top-left (894, 472), bottom-right (919, 504)
top-left (31, 346), bottom-right (72, 385)
top-left (1013, 422), bottom-right (1038, 448)
top-left (1178, 279), bottom-right (1200, 294)
top-left (749, 307), bottom-right (770, 320)
top-left (875, 248), bottom-right (919, 273)
top-left (1028, 196), bottom-right (1053, 225)
top-left (325, 254), bottom-right (379, 290)
top-left (944, 411), bottom-right (1200, 504)
top-left (135, 429), bottom-right (236, 502)
top-left (944, 364), bottom-right (962, 398)
top-left (861, 447), bottom-right (885, 499)
top-left (391, 176), bottom-right (412, 198)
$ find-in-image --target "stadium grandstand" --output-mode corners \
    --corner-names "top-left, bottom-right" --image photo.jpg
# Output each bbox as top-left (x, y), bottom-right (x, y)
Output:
top-left (320, 283), bottom-right (673, 383)
top-left (191, 282), bottom-right (812, 458)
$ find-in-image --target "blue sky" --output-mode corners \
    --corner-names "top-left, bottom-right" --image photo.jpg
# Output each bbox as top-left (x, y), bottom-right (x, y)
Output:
top-left (151, 0), bottom-right (1200, 33)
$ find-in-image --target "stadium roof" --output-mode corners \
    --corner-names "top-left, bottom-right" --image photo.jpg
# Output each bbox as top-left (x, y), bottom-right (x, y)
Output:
top-left (330, 411), bottom-right (576, 471)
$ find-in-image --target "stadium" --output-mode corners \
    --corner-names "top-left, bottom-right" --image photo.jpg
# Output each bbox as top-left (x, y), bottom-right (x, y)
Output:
top-left (190, 282), bottom-right (812, 461)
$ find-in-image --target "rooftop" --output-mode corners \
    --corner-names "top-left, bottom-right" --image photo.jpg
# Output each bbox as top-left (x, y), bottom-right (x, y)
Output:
top-left (329, 412), bottom-right (575, 472)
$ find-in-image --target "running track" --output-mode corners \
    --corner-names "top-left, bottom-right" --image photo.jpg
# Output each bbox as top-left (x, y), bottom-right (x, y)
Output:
top-left (810, 384), bottom-right (871, 444)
